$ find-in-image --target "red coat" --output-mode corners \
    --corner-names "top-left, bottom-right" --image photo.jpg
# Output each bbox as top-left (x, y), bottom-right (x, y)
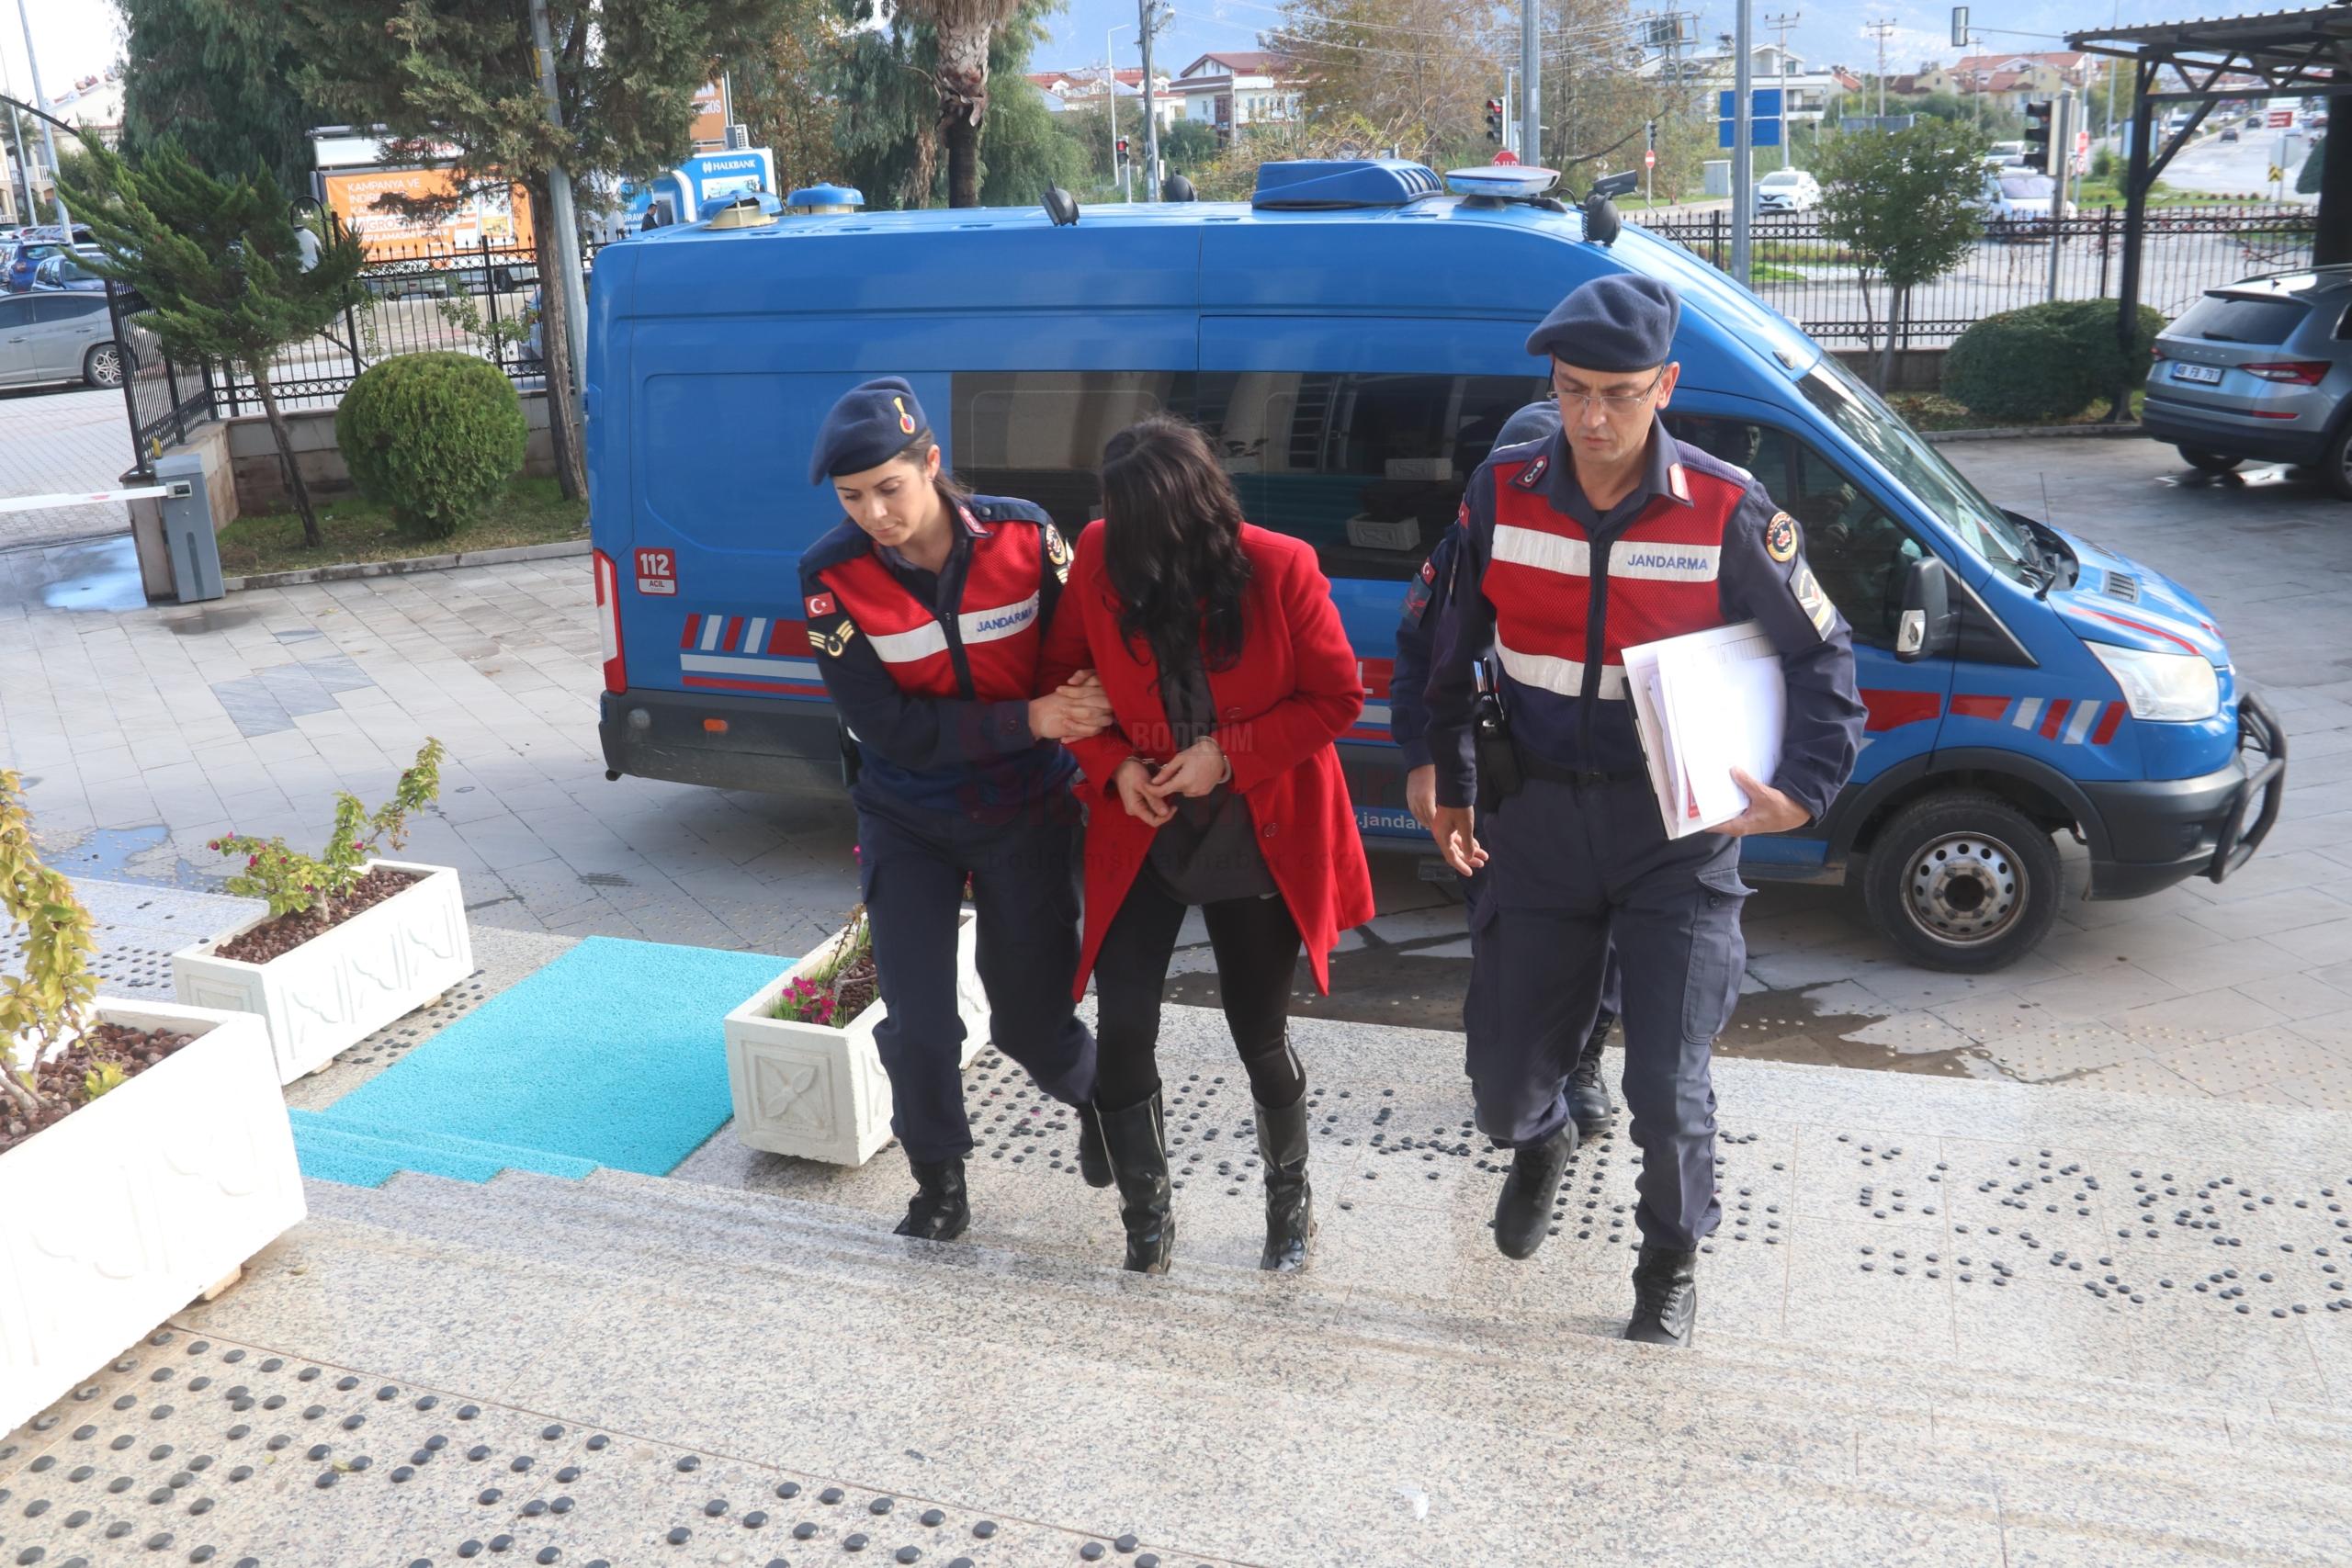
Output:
top-left (1040, 521), bottom-right (1375, 998)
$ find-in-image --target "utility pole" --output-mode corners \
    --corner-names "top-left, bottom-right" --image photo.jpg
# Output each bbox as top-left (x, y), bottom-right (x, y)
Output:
top-left (1505, 66), bottom-right (1517, 156)
top-left (0, 48), bottom-right (35, 228)
top-left (1866, 17), bottom-right (1895, 121)
top-left (1733, 0), bottom-right (1752, 283)
top-left (1139, 0), bottom-right (1165, 198)
top-left (1107, 22), bottom-right (1133, 199)
top-left (12, 0), bottom-right (65, 226)
top-left (2103, 0), bottom-right (2119, 139)
top-left (528, 0), bottom-right (588, 395)
top-left (1520, 0), bottom-right (1540, 167)
top-left (1761, 12), bottom-right (1798, 169)
top-left (2046, 89), bottom-right (2073, 302)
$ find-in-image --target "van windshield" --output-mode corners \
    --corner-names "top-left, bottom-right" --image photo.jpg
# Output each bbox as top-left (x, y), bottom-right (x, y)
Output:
top-left (1797, 359), bottom-right (2041, 585)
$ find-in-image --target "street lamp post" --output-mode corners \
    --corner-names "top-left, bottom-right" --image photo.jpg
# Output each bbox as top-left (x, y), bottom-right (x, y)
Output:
top-left (1108, 22), bottom-right (1133, 200)
top-left (11, 0), bottom-right (67, 226)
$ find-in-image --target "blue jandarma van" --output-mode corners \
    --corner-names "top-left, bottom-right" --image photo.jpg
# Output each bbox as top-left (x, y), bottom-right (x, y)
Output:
top-left (586, 160), bottom-right (2285, 972)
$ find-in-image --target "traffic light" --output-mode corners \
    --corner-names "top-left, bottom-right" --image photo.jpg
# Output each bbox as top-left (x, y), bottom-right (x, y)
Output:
top-left (1486, 98), bottom-right (1504, 142)
top-left (2022, 99), bottom-right (2055, 175)
top-left (1116, 136), bottom-right (1130, 165)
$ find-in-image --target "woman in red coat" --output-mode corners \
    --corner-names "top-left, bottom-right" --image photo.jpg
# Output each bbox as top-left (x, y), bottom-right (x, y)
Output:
top-left (1039, 415), bottom-right (1374, 1276)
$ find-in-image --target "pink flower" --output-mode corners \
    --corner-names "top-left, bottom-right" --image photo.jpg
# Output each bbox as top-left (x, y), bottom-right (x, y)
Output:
top-left (246, 855), bottom-right (257, 868)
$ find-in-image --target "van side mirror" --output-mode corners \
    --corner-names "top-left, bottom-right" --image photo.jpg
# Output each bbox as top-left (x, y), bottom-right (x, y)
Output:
top-left (1042, 187), bottom-right (1080, 226)
top-left (1583, 193), bottom-right (1622, 246)
top-left (1160, 174), bottom-right (1198, 203)
top-left (1895, 555), bottom-right (1957, 662)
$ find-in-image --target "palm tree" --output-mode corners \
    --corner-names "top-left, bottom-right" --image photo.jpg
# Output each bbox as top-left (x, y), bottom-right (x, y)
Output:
top-left (900, 0), bottom-right (1023, 206)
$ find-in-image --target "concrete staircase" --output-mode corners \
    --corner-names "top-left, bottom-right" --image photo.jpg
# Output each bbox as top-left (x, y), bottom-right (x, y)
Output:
top-left (234, 1149), bottom-right (2351, 1567)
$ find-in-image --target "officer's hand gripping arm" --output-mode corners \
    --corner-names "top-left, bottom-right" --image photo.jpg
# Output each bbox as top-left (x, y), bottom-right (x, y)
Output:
top-left (1422, 479), bottom-right (1498, 811)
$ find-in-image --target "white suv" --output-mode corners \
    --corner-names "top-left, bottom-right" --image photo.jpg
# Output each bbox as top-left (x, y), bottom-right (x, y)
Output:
top-left (1755, 169), bottom-right (1821, 213)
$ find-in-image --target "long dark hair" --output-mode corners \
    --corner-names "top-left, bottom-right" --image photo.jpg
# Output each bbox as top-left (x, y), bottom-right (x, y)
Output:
top-left (1099, 416), bottom-right (1253, 671)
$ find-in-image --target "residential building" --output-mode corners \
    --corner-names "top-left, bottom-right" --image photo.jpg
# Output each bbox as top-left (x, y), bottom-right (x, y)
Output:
top-left (1915, 51), bottom-right (2094, 113)
top-left (1027, 66), bottom-right (1181, 132)
top-left (1169, 51), bottom-right (1302, 141)
top-left (1648, 42), bottom-right (1855, 135)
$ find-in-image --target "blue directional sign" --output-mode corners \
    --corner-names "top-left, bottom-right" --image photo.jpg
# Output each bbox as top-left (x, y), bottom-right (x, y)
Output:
top-left (1718, 87), bottom-right (1784, 148)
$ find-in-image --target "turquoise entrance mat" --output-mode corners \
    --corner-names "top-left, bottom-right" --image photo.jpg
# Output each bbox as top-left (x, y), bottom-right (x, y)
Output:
top-left (293, 936), bottom-right (787, 1188)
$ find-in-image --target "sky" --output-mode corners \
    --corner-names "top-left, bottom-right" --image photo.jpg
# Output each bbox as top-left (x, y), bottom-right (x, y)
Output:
top-left (2, 0), bottom-right (2192, 120)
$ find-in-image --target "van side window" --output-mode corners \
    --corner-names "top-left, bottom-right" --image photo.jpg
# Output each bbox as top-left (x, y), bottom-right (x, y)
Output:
top-left (950, 372), bottom-right (1194, 533)
top-left (1669, 414), bottom-right (1922, 650)
top-left (1193, 372), bottom-right (1547, 582)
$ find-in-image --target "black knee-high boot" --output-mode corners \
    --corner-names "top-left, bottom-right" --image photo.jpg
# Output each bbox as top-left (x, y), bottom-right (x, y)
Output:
top-left (1096, 1089), bottom-right (1175, 1274)
top-left (1253, 1089), bottom-right (1313, 1272)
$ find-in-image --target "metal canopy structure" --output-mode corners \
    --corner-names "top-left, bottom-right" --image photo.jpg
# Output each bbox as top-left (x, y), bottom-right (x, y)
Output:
top-left (2067, 4), bottom-right (2349, 384)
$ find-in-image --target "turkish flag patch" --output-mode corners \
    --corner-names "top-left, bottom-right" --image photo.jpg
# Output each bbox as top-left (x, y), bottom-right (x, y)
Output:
top-left (805, 592), bottom-right (836, 617)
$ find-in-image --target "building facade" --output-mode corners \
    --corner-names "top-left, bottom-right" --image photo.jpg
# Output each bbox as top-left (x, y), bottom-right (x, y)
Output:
top-left (1170, 52), bottom-right (1302, 141)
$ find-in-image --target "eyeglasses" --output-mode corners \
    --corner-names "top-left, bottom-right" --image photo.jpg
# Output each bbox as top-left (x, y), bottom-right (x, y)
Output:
top-left (1552, 368), bottom-right (1666, 414)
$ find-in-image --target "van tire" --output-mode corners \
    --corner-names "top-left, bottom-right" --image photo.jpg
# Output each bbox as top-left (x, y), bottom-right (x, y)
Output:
top-left (83, 342), bottom-right (123, 389)
top-left (1862, 791), bottom-right (2061, 973)
top-left (2323, 419), bottom-right (2352, 502)
top-left (2176, 446), bottom-right (2242, 474)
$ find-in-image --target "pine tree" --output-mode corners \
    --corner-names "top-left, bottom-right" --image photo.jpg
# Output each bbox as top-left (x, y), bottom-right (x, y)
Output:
top-left (117, 0), bottom-right (323, 191)
top-left (61, 142), bottom-right (366, 548)
top-left (287, 0), bottom-right (788, 502)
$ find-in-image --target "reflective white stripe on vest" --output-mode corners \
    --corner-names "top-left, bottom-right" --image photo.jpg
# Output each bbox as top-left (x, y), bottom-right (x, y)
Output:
top-left (959, 592), bottom-right (1039, 646)
top-left (1492, 525), bottom-right (1591, 579)
top-left (867, 620), bottom-right (951, 664)
top-left (1609, 541), bottom-right (1722, 581)
top-left (1494, 635), bottom-right (1629, 700)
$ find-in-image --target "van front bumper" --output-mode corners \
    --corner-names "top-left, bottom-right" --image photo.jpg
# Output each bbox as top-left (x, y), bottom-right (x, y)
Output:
top-left (598, 688), bottom-right (845, 795)
top-left (2078, 693), bottom-right (2287, 899)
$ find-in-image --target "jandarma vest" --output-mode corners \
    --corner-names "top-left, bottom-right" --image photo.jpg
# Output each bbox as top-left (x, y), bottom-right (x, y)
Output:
top-left (815, 513), bottom-right (1044, 700)
top-left (1480, 452), bottom-right (1741, 703)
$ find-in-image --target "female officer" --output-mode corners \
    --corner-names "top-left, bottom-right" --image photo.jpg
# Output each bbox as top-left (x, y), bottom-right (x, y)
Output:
top-left (799, 378), bottom-right (1116, 1242)
top-left (1039, 415), bottom-right (1374, 1276)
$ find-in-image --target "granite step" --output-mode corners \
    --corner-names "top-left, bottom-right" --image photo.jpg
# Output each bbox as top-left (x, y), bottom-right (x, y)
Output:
top-left (298, 1168), bottom-right (2352, 1560)
top-left (581, 1163), bottom-right (2352, 1460)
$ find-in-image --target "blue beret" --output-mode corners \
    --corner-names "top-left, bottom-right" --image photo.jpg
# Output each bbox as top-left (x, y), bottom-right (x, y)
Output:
top-left (808, 377), bottom-right (932, 485)
top-left (1495, 399), bottom-right (1561, 447)
top-left (1525, 274), bottom-right (1680, 372)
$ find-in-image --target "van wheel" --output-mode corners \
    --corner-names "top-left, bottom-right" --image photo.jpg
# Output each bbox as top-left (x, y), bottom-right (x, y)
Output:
top-left (2324, 419), bottom-right (2352, 502)
top-left (1862, 792), bottom-right (2061, 973)
top-left (2176, 446), bottom-right (2242, 474)
top-left (83, 342), bottom-right (122, 389)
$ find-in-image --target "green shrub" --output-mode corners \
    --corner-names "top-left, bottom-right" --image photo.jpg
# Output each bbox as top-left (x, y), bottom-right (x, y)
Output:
top-left (1942, 300), bottom-right (2167, 424)
top-left (334, 352), bottom-right (527, 538)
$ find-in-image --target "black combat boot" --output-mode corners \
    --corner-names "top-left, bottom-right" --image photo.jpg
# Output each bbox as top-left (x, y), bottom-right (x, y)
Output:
top-left (1491, 1123), bottom-right (1577, 1260)
top-left (1569, 1010), bottom-right (1616, 1139)
top-left (1097, 1089), bottom-right (1176, 1275)
top-left (1623, 1246), bottom-right (1700, 1347)
top-left (893, 1155), bottom-right (970, 1242)
top-left (1075, 1102), bottom-right (1114, 1189)
top-left (1253, 1090), bottom-right (1313, 1273)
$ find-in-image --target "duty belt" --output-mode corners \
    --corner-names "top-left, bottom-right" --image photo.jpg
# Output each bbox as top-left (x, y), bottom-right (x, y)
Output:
top-left (1516, 751), bottom-right (1648, 789)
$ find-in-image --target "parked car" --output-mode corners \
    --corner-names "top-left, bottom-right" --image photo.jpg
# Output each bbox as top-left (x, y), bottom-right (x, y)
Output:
top-left (1974, 169), bottom-right (2064, 231)
top-left (31, 253), bottom-right (106, 292)
top-left (0, 288), bottom-right (125, 388)
top-left (1754, 168), bottom-right (1822, 213)
top-left (3, 225), bottom-right (96, 292)
top-left (2143, 265), bottom-right (2352, 497)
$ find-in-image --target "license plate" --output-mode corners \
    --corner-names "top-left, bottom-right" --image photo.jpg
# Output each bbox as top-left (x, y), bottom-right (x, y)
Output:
top-left (2172, 362), bottom-right (2224, 384)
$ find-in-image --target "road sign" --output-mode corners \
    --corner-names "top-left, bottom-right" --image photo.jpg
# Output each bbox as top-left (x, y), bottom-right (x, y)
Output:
top-left (2267, 108), bottom-right (2295, 129)
top-left (1718, 87), bottom-right (1783, 149)
top-left (1644, 148), bottom-right (1657, 169)
top-left (2269, 164), bottom-right (2285, 183)
top-left (1492, 148), bottom-right (1521, 165)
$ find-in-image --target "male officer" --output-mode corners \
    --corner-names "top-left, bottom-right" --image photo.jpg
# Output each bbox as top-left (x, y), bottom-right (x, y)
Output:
top-left (1423, 274), bottom-right (1863, 1347)
top-left (1392, 399), bottom-right (1622, 1141)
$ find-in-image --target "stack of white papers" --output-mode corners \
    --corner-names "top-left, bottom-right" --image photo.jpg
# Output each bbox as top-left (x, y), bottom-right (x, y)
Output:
top-left (1621, 620), bottom-right (1786, 839)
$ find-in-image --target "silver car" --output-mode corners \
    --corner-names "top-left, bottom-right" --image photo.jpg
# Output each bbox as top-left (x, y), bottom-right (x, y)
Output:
top-left (0, 288), bottom-right (124, 389)
top-left (2143, 265), bottom-right (2352, 498)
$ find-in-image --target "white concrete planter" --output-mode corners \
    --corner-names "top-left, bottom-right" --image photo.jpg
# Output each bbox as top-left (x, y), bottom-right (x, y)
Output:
top-left (0, 999), bottom-right (303, 1437)
top-left (723, 908), bottom-right (989, 1167)
top-left (171, 860), bottom-right (474, 1085)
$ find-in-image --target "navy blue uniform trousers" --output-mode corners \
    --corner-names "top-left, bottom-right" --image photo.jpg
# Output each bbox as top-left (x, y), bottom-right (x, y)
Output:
top-left (854, 784), bottom-right (1098, 1162)
top-left (1464, 775), bottom-right (1747, 1251)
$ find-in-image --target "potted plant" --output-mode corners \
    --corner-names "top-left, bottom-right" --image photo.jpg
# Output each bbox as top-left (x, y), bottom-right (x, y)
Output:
top-left (2, 771), bottom-right (301, 1437)
top-left (173, 739), bottom-right (474, 1084)
top-left (722, 903), bottom-right (989, 1166)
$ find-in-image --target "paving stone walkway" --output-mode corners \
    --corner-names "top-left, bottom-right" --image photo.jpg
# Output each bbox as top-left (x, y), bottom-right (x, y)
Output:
top-left (0, 387), bottom-right (138, 550)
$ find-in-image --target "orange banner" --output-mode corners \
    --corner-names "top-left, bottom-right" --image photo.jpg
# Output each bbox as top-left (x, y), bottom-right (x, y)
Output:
top-left (691, 81), bottom-right (728, 151)
top-left (322, 168), bottom-right (537, 256)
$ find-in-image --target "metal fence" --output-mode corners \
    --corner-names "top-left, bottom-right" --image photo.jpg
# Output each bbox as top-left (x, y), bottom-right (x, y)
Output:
top-left (1645, 205), bottom-right (2320, 348)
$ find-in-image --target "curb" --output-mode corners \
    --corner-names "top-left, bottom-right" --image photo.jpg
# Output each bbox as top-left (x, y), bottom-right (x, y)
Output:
top-left (1925, 423), bottom-right (2144, 444)
top-left (224, 537), bottom-right (590, 592)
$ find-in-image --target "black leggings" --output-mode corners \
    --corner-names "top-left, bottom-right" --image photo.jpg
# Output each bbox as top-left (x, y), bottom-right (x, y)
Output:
top-left (1092, 876), bottom-right (1306, 1113)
